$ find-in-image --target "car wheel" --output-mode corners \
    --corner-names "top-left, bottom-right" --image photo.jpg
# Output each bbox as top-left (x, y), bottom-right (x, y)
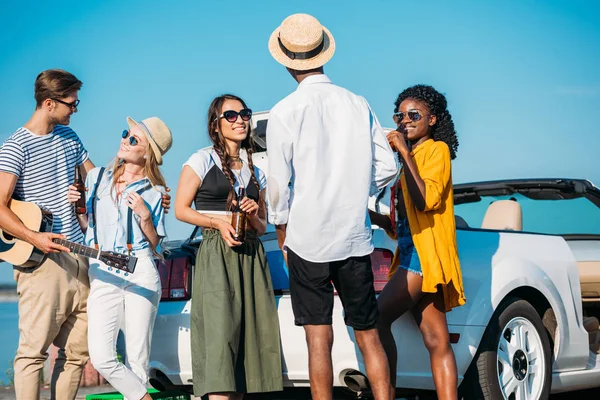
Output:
top-left (460, 297), bottom-right (552, 400)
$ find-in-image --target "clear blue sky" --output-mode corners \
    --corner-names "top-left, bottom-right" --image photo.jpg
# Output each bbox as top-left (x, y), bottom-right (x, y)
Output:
top-left (0, 0), bottom-right (598, 251)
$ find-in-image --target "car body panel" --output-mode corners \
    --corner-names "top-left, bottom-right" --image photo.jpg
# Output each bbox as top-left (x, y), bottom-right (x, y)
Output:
top-left (149, 225), bottom-right (599, 392)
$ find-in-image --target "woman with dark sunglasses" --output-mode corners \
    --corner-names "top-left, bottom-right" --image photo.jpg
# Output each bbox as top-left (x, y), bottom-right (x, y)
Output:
top-left (174, 94), bottom-right (282, 400)
top-left (369, 85), bottom-right (464, 400)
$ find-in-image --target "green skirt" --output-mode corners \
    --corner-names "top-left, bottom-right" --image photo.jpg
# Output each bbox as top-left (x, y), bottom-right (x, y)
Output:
top-left (191, 229), bottom-right (283, 397)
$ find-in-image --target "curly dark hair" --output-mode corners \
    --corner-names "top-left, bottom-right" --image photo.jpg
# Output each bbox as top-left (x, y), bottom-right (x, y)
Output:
top-left (394, 84), bottom-right (459, 160)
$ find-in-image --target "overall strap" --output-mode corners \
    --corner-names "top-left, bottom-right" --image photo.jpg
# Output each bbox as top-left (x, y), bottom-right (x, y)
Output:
top-left (91, 167), bottom-right (106, 250)
top-left (126, 183), bottom-right (152, 253)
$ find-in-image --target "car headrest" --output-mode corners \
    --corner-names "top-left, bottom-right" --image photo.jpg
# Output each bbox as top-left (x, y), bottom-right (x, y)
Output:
top-left (481, 199), bottom-right (523, 231)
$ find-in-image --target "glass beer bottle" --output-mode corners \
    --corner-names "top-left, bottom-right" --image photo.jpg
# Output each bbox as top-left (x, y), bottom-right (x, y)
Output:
top-left (231, 187), bottom-right (247, 243)
top-left (74, 166), bottom-right (87, 215)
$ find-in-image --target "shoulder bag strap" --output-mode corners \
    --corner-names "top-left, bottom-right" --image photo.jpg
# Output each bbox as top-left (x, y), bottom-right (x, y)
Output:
top-left (91, 167), bottom-right (106, 250)
top-left (126, 183), bottom-right (152, 254)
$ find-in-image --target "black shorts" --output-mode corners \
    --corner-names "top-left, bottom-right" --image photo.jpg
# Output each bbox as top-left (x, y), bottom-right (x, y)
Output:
top-left (287, 248), bottom-right (378, 330)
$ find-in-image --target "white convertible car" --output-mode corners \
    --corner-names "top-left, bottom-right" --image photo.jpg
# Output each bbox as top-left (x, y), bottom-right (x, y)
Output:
top-left (148, 113), bottom-right (600, 399)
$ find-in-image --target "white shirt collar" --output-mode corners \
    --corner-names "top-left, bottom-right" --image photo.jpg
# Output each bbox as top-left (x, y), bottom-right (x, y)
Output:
top-left (296, 74), bottom-right (332, 91)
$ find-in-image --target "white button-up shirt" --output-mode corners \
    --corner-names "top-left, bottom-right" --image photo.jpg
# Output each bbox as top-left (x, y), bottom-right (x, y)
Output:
top-left (266, 74), bottom-right (398, 262)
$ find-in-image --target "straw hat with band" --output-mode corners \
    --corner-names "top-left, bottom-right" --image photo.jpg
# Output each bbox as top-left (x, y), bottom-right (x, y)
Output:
top-left (126, 116), bottom-right (172, 165)
top-left (268, 13), bottom-right (336, 71)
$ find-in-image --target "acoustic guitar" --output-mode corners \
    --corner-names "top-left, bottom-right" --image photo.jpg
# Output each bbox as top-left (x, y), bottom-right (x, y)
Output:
top-left (0, 199), bottom-right (137, 273)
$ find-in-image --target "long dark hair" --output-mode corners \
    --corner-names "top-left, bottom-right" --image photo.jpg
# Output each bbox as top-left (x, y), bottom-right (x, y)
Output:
top-left (207, 94), bottom-right (261, 210)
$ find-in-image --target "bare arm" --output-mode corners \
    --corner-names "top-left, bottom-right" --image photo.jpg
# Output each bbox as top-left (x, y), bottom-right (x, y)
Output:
top-left (275, 224), bottom-right (288, 266)
top-left (0, 172), bottom-right (33, 241)
top-left (81, 159), bottom-right (95, 178)
top-left (70, 159), bottom-right (95, 233)
top-left (399, 150), bottom-right (427, 212)
top-left (175, 166), bottom-right (216, 228)
top-left (0, 172), bottom-right (69, 253)
top-left (139, 213), bottom-right (160, 250)
top-left (390, 133), bottom-right (450, 212)
top-left (67, 185), bottom-right (89, 232)
top-left (174, 166), bottom-right (241, 247)
top-left (368, 209), bottom-right (393, 233)
top-left (387, 131), bottom-right (427, 211)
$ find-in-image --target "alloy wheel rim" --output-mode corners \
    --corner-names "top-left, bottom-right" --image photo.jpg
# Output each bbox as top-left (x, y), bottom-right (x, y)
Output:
top-left (496, 316), bottom-right (546, 400)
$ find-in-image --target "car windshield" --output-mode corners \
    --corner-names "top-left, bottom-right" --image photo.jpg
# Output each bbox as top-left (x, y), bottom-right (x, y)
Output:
top-left (455, 192), bottom-right (600, 235)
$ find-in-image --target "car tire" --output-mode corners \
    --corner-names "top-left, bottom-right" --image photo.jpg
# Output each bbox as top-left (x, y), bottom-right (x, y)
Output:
top-left (460, 297), bottom-right (552, 400)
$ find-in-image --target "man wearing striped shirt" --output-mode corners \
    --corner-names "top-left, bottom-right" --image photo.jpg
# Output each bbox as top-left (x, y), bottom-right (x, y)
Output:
top-left (0, 69), bottom-right (95, 400)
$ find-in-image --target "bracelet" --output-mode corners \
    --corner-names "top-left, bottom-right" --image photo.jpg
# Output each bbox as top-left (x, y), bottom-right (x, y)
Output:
top-left (209, 217), bottom-right (214, 229)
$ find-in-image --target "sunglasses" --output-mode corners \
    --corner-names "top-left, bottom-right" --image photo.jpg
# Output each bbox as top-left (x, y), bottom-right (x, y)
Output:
top-left (218, 108), bottom-right (253, 123)
top-left (121, 130), bottom-right (139, 146)
top-left (393, 109), bottom-right (426, 124)
top-left (52, 98), bottom-right (80, 110)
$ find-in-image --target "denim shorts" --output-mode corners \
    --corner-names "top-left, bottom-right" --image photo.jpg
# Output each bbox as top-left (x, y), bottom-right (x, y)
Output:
top-left (397, 218), bottom-right (423, 276)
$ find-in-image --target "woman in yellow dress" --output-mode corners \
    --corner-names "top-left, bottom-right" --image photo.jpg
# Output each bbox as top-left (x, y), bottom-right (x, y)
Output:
top-left (369, 85), bottom-right (465, 400)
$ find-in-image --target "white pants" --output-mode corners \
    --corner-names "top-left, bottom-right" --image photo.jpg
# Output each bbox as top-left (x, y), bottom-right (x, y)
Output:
top-left (87, 252), bottom-right (161, 400)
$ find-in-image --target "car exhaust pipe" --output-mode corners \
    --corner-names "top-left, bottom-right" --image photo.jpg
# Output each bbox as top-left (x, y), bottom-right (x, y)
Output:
top-left (149, 370), bottom-right (174, 392)
top-left (149, 378), bottom-right (166, 392)
top-left (341, 370), bottom-right (370, 393)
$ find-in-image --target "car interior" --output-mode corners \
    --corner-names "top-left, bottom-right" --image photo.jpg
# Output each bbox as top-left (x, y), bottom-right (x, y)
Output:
top-left (455, 180), bottom-right (600, 353)
top-left (480, 198), bottom-right (523, 231)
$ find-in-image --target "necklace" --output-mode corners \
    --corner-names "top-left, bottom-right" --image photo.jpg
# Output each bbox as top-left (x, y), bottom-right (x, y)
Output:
top-left (119, 170), bottom-right (144, 184)
top-left (116, 171), bottom-right (144, 199)
top-left (227, 156), bottom-right (243, 172)
top-left (227, 149), bottom-right (241, 160)
top-left (231, 160), bottom-right (245, 190)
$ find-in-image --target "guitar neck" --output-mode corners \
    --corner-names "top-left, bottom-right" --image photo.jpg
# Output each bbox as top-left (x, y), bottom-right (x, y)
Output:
top-left (53, 239), bottom-right (100, 259)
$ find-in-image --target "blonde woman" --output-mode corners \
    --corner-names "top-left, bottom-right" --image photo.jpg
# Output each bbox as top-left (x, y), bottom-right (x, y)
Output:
top-left (68, 116), bottom-right (172, 400)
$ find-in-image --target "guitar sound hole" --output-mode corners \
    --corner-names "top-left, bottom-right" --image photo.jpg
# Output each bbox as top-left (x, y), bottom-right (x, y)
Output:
top-left (1, 231), bottom-right (15, 241)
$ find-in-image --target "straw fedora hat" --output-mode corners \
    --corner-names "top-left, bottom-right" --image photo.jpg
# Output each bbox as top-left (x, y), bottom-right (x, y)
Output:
top-left (268, 13), bottom-right (335, 71)
top-left (126, 116), bottom-right (172, 165)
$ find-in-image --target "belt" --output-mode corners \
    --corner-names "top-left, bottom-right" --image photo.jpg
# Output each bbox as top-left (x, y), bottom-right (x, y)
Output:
top-left (202, 228), bottom-right (258, 240)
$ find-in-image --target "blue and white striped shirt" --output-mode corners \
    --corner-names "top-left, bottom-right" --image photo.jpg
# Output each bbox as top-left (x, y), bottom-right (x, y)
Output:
top-left (0, 126), bottom-right (89, 243)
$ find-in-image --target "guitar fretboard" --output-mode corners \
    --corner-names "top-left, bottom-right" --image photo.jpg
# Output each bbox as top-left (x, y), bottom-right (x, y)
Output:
top-left (53, 239), bottom-right (99, 259)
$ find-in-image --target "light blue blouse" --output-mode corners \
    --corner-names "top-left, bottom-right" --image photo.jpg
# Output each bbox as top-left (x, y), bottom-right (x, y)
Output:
top-left (83, 166), bottom-right (166, 254)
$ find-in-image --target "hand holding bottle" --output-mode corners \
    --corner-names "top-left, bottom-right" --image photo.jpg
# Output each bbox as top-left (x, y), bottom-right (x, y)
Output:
top-left (231, 188), bottom-right (247, 244)
top-left (67, 185), bottom-right (83, 205)
top-left (214, 218), bottom-right (242, 247)
top-left (73, 166), bottom-right (87, 214)
top-left (386, 130), bottom-right (409, 156)
top-left (239, 196), bottom-right (259, 218)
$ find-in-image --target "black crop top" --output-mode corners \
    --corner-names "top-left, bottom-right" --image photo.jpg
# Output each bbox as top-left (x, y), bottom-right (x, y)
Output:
top-left (183, 148), bottom-right (266, 212)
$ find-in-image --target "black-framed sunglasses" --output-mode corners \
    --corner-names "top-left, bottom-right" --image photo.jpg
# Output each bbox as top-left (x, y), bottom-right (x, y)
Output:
top-left (393, 109), bottom-right (427, 124)
top-left (121, 130), bottom-right (139, 146)
top-left (52, 98), bottom-right (80, 110)
top-left (218, 108), bottom-right (253, 123)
